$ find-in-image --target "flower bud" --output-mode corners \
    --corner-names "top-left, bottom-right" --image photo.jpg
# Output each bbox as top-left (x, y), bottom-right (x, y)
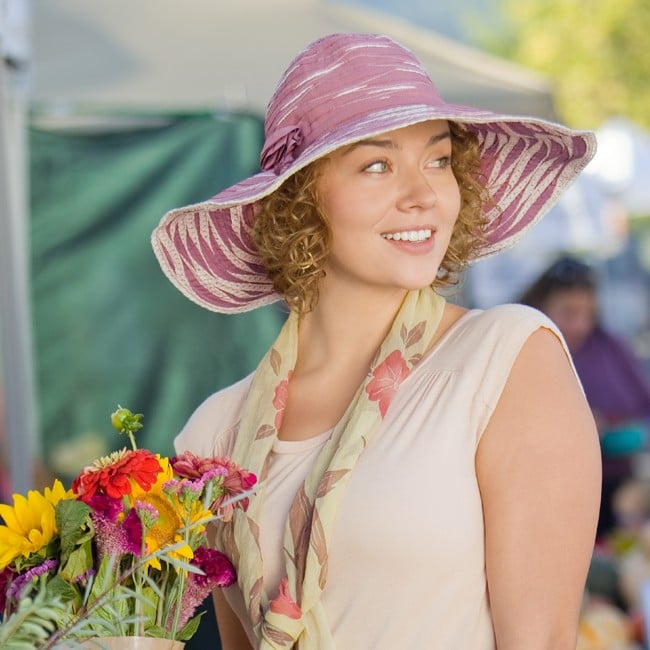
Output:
top-left (110, 407), bottom-right (143, 435)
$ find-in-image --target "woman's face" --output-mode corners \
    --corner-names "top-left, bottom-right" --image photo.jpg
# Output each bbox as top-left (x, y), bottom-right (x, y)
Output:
top-left (315, 120), bottom-right (461, 299)
top-left (541, 287), bottom-right (598, 351)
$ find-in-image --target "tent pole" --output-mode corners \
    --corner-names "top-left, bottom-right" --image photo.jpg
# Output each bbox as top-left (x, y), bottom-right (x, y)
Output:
top-left (0, 1), bottom-right (38, 495)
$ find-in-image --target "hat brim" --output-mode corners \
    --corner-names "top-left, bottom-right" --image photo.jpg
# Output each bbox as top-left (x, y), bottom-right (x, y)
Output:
top-left (152, 104), bottom-right (596, 313)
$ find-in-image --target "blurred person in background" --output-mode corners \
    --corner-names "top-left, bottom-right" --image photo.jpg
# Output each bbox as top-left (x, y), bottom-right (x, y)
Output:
top-left (520, 255), bottom-right (650, 539)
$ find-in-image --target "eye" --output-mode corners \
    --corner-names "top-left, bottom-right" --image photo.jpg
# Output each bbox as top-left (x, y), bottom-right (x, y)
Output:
top-left (363, 160), bottom-right (389, 173)
top-left (428, 155), bottom-right (452, 169)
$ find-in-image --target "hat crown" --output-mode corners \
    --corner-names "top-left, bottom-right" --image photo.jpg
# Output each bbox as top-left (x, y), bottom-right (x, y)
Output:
top-left (260, 33), bottom-right (443, 173)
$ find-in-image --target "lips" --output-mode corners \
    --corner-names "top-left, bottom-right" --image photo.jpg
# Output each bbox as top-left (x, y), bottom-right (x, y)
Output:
top-left (381, 228), bottom-right (432, 242)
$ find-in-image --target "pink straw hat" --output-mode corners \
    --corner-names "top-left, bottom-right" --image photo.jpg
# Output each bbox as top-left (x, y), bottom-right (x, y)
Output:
top-left (152, 33), bottom-right (596, 314)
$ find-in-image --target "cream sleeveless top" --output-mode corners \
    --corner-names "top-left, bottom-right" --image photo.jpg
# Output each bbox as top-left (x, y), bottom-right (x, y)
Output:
top-left (175, 304), bottom-right (568, 649)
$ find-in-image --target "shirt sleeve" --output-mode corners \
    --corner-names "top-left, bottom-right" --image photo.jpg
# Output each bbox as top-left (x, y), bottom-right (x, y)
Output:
top-left (173, 373), bottom-right (253, 457)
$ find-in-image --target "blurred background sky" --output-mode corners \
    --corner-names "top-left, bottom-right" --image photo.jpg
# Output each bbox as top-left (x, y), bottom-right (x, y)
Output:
top-left (341, 0), bottom-right (505, 44)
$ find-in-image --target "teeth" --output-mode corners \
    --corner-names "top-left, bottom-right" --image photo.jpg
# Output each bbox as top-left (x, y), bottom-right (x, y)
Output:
top-left (382, 229), bottom-right (432, 242)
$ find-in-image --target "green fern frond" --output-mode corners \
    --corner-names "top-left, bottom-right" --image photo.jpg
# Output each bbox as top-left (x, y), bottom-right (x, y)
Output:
top-left (0, 588), bottom-right (66, 649)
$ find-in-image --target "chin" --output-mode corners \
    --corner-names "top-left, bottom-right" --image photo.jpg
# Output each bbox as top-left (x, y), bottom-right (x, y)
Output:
top-left (399, 275), bottom-right (439, 291)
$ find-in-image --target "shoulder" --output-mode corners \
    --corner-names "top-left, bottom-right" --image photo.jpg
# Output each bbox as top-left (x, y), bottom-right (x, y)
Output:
top-left (173, 373), bottom-right (254, 458)
top-left (435, 302), bottom-right (569, 372)
top-left (465, 302), bottom-right (560, 333)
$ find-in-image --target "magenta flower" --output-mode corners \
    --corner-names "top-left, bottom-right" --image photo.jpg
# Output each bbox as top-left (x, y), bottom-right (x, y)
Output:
top-left (92, 506), bottom-right (142, 558)
top-left (168, 547), bottom-right (236, 631)
top-left (191, 546), bottom-right (236, 588)
top-left (0, 566), bottom-right (14, 611)
top-left (86, 493), bottom-right (124, 522)
top-left (122, 508), bottom-right (144, 556)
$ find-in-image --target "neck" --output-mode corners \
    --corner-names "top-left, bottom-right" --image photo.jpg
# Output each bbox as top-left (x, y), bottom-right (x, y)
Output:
top-left (296, 284), bottom-right (410, 373)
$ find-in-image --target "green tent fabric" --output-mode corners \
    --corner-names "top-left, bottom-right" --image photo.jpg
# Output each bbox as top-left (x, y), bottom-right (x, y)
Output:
top-left (30, 113), bottom-right (284, 479)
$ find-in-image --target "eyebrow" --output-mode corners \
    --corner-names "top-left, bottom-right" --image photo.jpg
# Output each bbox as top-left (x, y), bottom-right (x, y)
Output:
top-left (341, 130), bottom-right (451, 155)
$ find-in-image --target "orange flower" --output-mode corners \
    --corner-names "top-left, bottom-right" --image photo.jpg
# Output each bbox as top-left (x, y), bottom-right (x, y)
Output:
top-left (365, 350), bottom-right (409, 418)
top-left (72, 449), bottom-right (162, 502)
top-left (269, 577), bottom-right (302, 620)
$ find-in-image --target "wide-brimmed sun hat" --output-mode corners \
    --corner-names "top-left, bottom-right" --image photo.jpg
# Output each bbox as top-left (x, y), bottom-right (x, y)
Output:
top-left (152, 32), bottom-right (596, 314)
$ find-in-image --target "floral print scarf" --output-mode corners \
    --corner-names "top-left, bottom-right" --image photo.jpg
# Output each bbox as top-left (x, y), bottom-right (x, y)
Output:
top-left (227, 288), bottom-right (446, 648)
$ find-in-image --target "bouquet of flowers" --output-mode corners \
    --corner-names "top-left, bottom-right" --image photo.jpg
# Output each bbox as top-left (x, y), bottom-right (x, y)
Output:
top-left (0, 408), bottom-right (256, 648)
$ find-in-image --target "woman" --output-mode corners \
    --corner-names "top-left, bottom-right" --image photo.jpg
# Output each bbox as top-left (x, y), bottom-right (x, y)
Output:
top-left (153, 34), bottom-right (601, 649)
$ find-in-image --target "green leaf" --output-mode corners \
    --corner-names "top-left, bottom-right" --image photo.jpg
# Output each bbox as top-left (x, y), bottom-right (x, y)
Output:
top-left (140, 586), bottom-right (159, 622)
top-left (146, 624), bottom-right (168, 638)
top-left (2, 642), bottom-right (40, 650)
top-left (60, 541), bottom-right (94, 582)
top-left (56, 499), bottom-right (92, 556)
top-left (46, 574), bottom-right (82, 610)
top-left (87, 554), bottom-right (120, 603)
top-left (176, 612), bottom-right (203, 641)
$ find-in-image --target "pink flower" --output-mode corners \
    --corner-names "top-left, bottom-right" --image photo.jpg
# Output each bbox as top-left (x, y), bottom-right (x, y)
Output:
top-left (171, 452), bottom-right (257, 522)
top-left (272, 373), bottom-right (292, 431)
top-left (171, 452), bottom-right (226, 480)
top-left (365, 350), bottom-right (409, 418)
top-left (269, 576), bottom-right (302, 620)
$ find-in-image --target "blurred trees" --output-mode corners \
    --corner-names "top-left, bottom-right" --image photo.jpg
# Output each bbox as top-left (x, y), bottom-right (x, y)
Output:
top-left (489, 0), bottom-right (650, 129)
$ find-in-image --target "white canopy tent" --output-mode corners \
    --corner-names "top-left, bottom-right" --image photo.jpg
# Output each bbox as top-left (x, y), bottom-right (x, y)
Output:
top-left (2, 0), bottom-right (561, 493)
top-left (30, 0), bottom-right (557, 119)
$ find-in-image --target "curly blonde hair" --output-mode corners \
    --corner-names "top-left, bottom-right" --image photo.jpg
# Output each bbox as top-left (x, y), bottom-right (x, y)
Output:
top-left (253, 122), bottom-right (492, 314)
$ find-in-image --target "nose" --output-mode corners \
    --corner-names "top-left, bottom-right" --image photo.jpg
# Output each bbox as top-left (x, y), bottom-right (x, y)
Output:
top-left (396, 169), bottom-right (437, 211)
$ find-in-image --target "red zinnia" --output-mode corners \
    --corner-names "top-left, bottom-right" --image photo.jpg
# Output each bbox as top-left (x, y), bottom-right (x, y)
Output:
top-left (72, 449), bottom-right (162, 502)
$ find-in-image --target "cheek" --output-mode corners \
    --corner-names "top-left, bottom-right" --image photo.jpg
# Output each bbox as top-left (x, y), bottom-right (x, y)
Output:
top-left (450, 182), bottom-right (462, 214)
top-left (441, 184), bottom-right (462, 229)
top-left (322, 190), bottom-right (382, 233)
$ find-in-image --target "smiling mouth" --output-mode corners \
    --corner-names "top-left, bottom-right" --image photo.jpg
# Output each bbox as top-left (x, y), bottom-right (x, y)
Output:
top-left (381, 229), bottom-right (432, 242)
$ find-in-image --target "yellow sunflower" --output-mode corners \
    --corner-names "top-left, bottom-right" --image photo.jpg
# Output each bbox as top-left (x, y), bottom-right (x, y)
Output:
top-left (129, 457), bottom-right (212, 570)
top-left (0, 480), bottom-right (74, 570)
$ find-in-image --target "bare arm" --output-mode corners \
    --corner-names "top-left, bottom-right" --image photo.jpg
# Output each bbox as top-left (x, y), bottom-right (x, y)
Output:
top-left (212, 587), bottom-right (253, 650)
top-left (205, 523), bottom-right (253, 650)
top-left (476, 328), bottom-right (601, 650)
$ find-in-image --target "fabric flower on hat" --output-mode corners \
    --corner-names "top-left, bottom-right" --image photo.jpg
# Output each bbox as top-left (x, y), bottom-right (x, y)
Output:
top-left (260, 124), bottom-right (304, 174)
